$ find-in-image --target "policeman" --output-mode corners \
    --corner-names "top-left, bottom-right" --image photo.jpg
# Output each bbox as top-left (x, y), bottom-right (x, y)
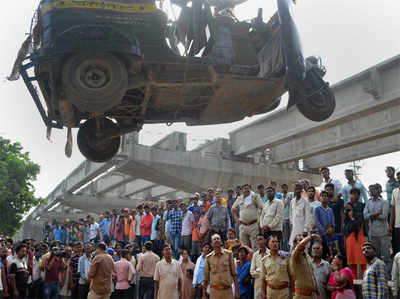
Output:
top-left (289, 234), bottom-right (320, 299)
top-left (203, 234), bottom-right (239, 299)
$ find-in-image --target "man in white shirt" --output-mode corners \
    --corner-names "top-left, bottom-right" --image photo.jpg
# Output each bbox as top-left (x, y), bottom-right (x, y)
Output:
top-left (320, 167), bottom-right (342, 196)
top-left (289, 184), bottom-right (311, 248)
top-left (259, 186), bottom-right (284, 240)
top-left (30, 247), bottom-right (43, 299)
top-left (192, 243), bottom-right (212, 299)
top-left (88, 217), bottom-right (99, 243)
top-left (180, 202), bottom-right (194, 254)
top-left (390, 171), bottom-right (400, 256)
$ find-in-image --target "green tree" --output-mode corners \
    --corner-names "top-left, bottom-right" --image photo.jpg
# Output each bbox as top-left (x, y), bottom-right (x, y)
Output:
top-left (0, 137), bottom-right (43, 236)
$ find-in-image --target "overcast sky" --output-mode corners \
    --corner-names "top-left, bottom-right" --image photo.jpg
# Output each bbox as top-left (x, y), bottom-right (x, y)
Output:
top-left (1, 0), bottom-right (400, 199)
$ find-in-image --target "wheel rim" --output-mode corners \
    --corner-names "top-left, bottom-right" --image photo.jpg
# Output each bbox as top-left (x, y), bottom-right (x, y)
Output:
top-left (77, 60), bottom-right (112, 89)
top-left (307, 87), bottom-right (330, 108)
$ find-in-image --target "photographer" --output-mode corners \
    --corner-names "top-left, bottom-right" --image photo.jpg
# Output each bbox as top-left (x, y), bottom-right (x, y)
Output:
top-left (42, 246), bottom-right (67, 299)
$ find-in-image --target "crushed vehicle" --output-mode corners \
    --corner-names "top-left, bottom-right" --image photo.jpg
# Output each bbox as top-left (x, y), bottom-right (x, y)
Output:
top-left (9, 0), bottom-right (335, 162)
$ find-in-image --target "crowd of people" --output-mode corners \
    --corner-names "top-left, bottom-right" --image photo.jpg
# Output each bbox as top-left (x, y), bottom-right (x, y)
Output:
top-left (1, 166), bottom-right (400, 299)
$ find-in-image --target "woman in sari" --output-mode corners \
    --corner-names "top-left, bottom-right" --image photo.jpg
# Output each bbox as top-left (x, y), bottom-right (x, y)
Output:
top-left (327, 255), bottom-right (356, 299)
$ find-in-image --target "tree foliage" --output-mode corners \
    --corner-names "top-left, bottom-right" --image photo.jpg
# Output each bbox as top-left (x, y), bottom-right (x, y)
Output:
top-left (0, 137), bottom-right (43, 236)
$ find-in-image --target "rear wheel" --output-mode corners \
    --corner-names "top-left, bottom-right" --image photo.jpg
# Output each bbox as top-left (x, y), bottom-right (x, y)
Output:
top-left (295, 67), bottom-right (336, 122)
top-left (62, 52), bottom-right (128, 113)
top-left (77, 118), bottom-right (121, 162)
top-left (296, 85), bottom-right (335, 122)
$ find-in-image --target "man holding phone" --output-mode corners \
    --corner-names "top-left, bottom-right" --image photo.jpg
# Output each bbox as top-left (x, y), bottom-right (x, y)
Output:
top-left (42, 247), bottom-right (67, 299)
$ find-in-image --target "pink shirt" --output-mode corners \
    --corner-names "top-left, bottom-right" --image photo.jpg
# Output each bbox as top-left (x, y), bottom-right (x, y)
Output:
top-left (327, 267), bottom-right (354, 299)
top-left (114, 258), bottom-right (135, 290)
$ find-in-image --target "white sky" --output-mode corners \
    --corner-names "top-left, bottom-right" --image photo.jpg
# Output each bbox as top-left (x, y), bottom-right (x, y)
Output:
top-left (1, 0), bottom-right (400, 199)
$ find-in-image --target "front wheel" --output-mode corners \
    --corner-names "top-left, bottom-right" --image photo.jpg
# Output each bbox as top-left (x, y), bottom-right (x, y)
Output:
top-left (77, 118), bottom-right (121, 162)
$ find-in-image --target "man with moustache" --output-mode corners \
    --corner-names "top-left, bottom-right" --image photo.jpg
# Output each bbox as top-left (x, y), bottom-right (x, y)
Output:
top-left (203, 234), bottom-right (239, 299)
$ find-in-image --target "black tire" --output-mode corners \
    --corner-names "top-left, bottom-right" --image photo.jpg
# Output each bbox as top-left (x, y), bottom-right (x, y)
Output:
top-left (62, 52), bottom-right (128, 113)
top-left (296, 85), bottom-right (336, 122)
top-left (77, 118), bottom-right (121, 162)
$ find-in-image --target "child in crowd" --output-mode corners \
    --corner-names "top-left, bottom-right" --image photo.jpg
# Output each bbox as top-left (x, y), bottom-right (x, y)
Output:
top-left (326, 224), bottom-right (345, 261)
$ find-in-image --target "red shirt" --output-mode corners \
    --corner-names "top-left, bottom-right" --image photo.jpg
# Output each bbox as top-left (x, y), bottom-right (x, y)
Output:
top-left (44, 257), bottom-right (62, 282)
top-left (204, 201), bottom-right (212, 213)
top-left (140, 214), bottom-right (154, 237)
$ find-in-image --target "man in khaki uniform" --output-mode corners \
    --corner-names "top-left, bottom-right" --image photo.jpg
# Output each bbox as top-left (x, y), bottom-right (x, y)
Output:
top-left (261, 235), bottom-right (290, 299)
top-left (203, 234), bottom-right (239, 299)
top-left (250, 234), bottom-right (269, 299)
top-left (232, 184), bottom-right (264, 250)
top-left (289, 234), bottom-right (319, 299)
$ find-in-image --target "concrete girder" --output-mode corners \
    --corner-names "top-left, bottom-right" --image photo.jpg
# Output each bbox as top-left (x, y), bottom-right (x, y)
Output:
top-left (35, 210), bottom-right (90, 222)
top-left (61, 194), bottom-right (142, 213)
top-left (117, 143), bottom-right (321, 193)
top-left (270, 96), bottom-right (400, 164)
top-left (228, 55), bottom-right (400, 159)
top-left (148, 185), bottom-right (176, 198)
top-left (120, 179), bottom-right (158, 197)
top-left (93, 173), bottom-right (133, 195)
top-left (303, 133), bottom-right (400, 169)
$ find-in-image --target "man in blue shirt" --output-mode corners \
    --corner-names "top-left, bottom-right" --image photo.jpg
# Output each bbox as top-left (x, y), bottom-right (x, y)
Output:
top-left (340, 169), bottom-right (369, 203)
top-left (53, 224), bottom-right (63, 242)
top-left (188, 196), bottom-right (201, 215)
top-left (192, 243), bottom-right (211, 299)
top-left (167, 201), bottom-right (183, 259)
top-left (314, 191), bottom-right (335, 237)
top-left (98, 211), bottom-right (112, 245)
top-left (77, 243), bottom-right (92, 298)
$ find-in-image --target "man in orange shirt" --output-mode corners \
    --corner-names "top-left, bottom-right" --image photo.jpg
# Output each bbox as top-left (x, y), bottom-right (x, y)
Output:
top-left (191, 210), bottom-right (201, 260)
top-left (140, 205), bottom-right (154, 244)
top-left (121, 208), bottom-right (134, 243)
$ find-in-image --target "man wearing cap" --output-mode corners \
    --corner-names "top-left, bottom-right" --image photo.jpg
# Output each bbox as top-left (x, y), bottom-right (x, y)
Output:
top-left (289, 234), bottom-right (320, 299)
top-left (364, 184), bottom-right (391, 278)
top-left (261, 235), bottom-right (290, 299)
top-left (259, 186), bottom-right (284, 240)
top-left (203, 234), bottom-right (239, 299)
top-left (232, 184), bottom-right (264, 250)
top-left (362, 242), bottom-right (388, 299)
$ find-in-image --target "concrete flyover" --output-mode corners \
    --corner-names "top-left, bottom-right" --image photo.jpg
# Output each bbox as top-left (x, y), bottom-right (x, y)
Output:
top-left (229, 54), bottom-right (400, 169)
top-left (19, 130), bottom-right (320, 240)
